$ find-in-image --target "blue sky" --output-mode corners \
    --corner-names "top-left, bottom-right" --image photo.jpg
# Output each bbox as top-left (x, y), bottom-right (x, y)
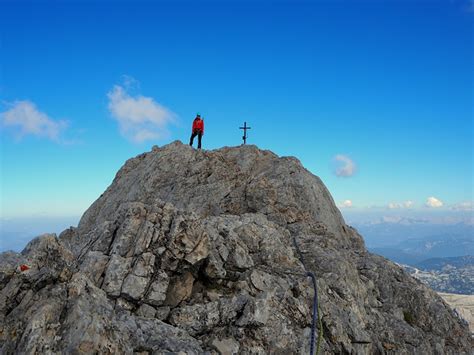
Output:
top-left (1, 0), bottom-right (473, 228)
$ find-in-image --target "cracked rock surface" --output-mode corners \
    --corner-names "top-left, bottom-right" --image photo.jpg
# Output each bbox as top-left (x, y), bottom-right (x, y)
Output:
top-left (1, 141), bottom-right (472, 354)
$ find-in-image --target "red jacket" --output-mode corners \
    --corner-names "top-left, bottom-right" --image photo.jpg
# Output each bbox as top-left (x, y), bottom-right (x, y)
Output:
top-left (192, 118), bottom-right (204, 134)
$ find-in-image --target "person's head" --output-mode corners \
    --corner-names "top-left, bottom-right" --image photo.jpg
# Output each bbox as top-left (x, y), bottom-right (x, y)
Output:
top-left (196, 112), bottom-right (201, 118)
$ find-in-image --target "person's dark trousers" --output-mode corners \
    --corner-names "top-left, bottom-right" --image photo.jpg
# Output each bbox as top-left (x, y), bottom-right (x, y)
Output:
top-left (189, 130), bottom-right (203, 149)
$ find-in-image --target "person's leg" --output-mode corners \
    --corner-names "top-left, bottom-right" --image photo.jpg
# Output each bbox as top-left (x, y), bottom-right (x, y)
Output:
top-left (189, 132), bottom-right (196, 146)
top-left (198, 132), bottom-right (202, 149)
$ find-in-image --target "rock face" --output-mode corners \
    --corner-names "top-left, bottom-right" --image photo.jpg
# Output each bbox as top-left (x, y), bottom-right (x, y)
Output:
top-left (1, 141), bottom-right (472, 354)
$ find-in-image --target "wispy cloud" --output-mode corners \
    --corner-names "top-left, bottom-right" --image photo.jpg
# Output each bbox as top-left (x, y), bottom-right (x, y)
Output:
top-left (333, 154), bottom-right (357, 177)
top-left (388, 200), bottom-right (414, 209)
top-left (425, 196), bottom-right (443, 208)
top-left (338, 200), bottom-right (353, 208)
top-left (450, 201), bottom-right (473, 211)
top-left (107, 77), bottom-right (176, 143)
top-left (1, 101), bottom-right (67, 141)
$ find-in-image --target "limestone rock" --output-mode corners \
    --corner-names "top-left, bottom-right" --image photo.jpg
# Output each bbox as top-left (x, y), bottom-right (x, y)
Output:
top-left (1, 141), bottom-right (471, 354)
top-left (102, 254), bottom-right (132, 297)
top-left (236, 295), bottom-right (270, 326)
top-left (211, 337), bottom-right (240, 355)
top-left (145, 270), bottom-right (169, 306)
top-left (121, 252), bottom-right (155, 300)
top-left (136, 303), bottom-right (157, 318)
top-left (165, 271), bottom-right (194, 307)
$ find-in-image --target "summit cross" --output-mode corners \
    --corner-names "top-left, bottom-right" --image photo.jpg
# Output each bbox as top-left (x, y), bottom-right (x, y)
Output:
top-left (239, 121), bottom-right (251, 145)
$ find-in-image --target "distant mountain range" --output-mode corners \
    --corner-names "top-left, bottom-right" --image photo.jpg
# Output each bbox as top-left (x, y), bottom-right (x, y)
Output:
top-left (417, 256), bottom-right (474, 271)
top-left (351, 219), bottom-right (473, 264)
top-left (369, 234), bottom-right (473, 265)
top-left (353, 219), bottom-right (473, 248)
top-left (350, 219), bottom-right (473, 295)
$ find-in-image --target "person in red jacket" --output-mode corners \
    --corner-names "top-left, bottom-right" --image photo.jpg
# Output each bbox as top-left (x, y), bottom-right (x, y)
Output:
top-left (189, 113), bottom-right (204, 149)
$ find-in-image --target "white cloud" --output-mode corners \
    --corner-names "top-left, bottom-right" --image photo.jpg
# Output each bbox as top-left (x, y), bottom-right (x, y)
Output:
top-left (450, 201), bottom-right (474, 211)
top-left (387, 200), bottom-right (414, 209)
top-left (381, 216), bottom-right (403, 223)
top-left (425, 196), bottom-right (443, 208)
top-left (338, 200), bottom-right (353, 208)
top-left (1, 101), bottom-right (67, 141)
top-left (107, 79), bottom-right (176, 143)
top-left (333, 154), bottom-right (357, 177)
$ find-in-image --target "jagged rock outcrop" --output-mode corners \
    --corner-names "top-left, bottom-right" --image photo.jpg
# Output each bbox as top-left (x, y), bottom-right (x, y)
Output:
top-left (1, 141), bottom-right (472, 354)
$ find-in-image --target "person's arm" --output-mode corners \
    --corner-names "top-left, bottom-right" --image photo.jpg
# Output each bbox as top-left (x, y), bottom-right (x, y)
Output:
top-left (202, 119), bottom-right (204, 135)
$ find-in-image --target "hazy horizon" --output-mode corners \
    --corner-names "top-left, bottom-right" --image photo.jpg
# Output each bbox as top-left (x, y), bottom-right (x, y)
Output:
top-left (1, 208), bottom-right (472, 253)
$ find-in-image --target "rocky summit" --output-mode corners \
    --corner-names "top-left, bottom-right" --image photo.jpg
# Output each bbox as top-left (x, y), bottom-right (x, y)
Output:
top-left (0, 141), bottom-right (472, 354)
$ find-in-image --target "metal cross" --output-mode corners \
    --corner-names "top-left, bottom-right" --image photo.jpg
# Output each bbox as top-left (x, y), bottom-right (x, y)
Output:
top-left (239, 121), bottom-right (251, 145)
